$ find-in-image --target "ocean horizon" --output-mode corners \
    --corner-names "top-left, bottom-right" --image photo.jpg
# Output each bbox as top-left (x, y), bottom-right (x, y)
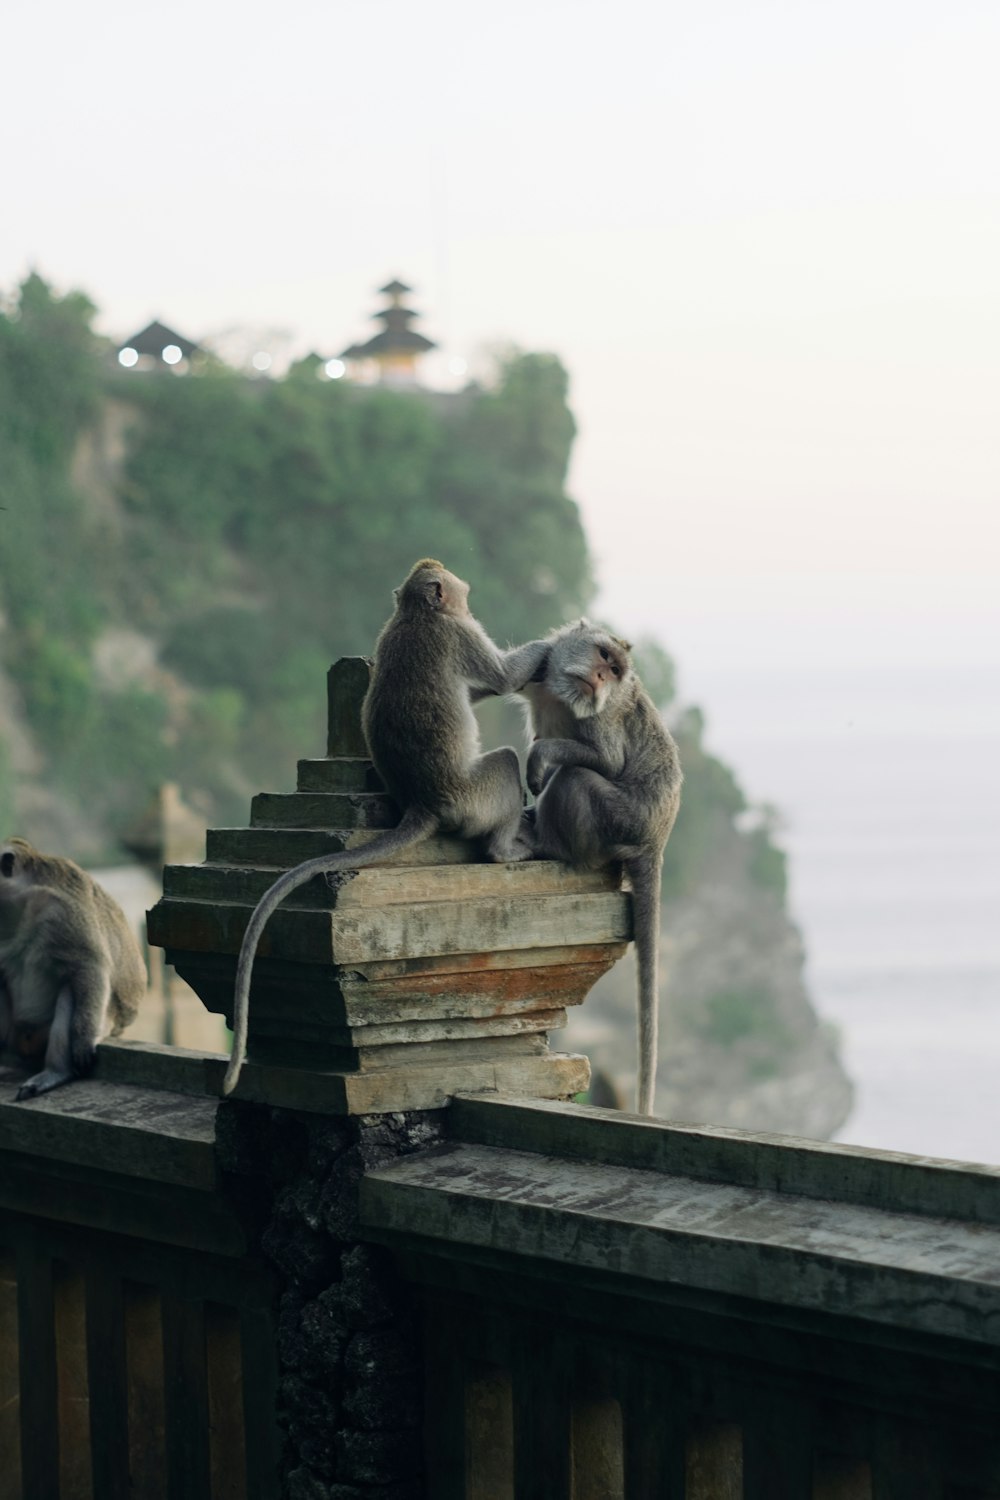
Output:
top-left (690, 659), bottom-right (1000, 1165)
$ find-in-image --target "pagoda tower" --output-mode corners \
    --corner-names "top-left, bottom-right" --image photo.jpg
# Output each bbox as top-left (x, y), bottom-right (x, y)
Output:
top-left (340, 278), bottom-right (437, 386)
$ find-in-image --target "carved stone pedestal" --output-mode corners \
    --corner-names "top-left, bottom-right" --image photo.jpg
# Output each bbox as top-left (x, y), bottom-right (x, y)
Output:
top-left (141, 659), bottom-right (631, 1114)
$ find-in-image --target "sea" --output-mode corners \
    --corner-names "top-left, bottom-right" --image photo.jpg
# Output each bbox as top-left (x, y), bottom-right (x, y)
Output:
top-left (690, 661), bottom-right (1000, 1166)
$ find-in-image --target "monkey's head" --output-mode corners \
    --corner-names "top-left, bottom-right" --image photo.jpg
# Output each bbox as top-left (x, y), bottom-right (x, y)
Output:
top-left (395, 559), bottom-right (471, 618)
top-left (0, 838), bottom-right (40, 896)
top-left (544, 620), bottom-right (633, 719)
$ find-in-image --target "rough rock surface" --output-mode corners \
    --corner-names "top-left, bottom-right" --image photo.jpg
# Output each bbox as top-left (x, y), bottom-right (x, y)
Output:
top-left (569, 811), bottom-right (853, 1138)
top-left (217, 1100), bottom-right (442, 1499)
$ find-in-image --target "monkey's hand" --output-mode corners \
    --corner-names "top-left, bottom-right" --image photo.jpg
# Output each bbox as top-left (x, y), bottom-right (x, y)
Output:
top-left (527, 648), bottom-right (550, 685)
top-left (528, 736), bottom-right (608, 796)
top-left (527, 741), bottom-right (553, 798)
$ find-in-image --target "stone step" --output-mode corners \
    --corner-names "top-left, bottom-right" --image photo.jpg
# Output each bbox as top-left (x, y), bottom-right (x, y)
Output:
top-left (96, 1038), bottom-right (591, 1115)
top-left (250, 791), bottom-right (398, 830)
top-left (247, 1007), bottom-right (568, 1057)
top-left (166, 946), bottom-right (626, 1028)
top-left (147, 890), bottom-right (632, 967)
top-left (296, 757), bottom-right (384, 793)
top-left (162, 860), bottom-right (621, 911)
top-left (206, 826), bottom-right (476, 869)
top-left (248, 1030), bottom-right (555, 1073)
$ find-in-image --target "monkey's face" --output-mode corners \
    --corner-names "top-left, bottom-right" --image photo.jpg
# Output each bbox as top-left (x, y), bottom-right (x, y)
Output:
top-left (547, 626), bottom-right (632, 719)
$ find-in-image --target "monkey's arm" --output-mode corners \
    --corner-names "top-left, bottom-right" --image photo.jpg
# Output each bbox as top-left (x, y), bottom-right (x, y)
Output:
top-left (463, 635), bottom-right (550, 702)
top-left (527, 737), bottom-right (609, 796)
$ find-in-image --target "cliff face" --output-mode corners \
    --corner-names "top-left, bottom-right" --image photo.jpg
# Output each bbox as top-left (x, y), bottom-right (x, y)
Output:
top-left (0, 276), bottom-right (853, 1137)
top-left (566, 810), bottom-right (854, 1140)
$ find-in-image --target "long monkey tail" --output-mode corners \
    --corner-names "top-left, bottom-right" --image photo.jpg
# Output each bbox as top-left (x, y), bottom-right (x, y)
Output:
top-left (221, 805), bottom-right (438, 1096)
top-left (626, 850), bottom-right (664, 1116)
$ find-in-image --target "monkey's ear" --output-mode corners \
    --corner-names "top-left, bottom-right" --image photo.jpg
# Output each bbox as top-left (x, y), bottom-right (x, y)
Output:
top-left (424, 578), bottom-right (445, 609)
top-left (615, 636), bottom-right (633, 653)
top-left (0, 851), bottom-right (14, 878)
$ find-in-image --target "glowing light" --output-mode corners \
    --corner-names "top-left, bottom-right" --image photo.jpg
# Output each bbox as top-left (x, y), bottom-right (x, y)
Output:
top-left (252, 351), bottom-right (272, 372)
top-left (162, 345), bottom-right (182, 365)
top-left (448, 357), bottom-right (467, 377)
top-left (118, 347), bottom-right (139, 367)
top-left (325, 358), bottom-right (346, 380)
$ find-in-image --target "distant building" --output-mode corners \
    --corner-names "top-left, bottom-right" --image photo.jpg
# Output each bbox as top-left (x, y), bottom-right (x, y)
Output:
top-left (337, 279), bottom-right (436, 387)
top-left (116, 319), bottom-right (202, 373)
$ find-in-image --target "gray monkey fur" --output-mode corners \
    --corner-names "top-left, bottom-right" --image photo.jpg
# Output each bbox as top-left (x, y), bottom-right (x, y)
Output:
top-left (518, 621), bottom-right (682, 1116)
top-left (0, 837), bottom-right (145, 1100)
top-left (222, 558), bottom-right (551, 1097)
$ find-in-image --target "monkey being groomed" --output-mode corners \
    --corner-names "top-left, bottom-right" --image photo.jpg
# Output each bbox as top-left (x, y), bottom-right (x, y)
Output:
top-left (0, 838), bottom-right (145, 1100)
top-left (518, 621), bottom-right (682, 1116)
top-left (223, 558), bottom-right (552, 1097)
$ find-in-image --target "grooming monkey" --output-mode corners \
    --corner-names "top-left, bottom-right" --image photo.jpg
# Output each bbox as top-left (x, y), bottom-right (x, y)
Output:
top-left (223, 558), bottom-right (551, 1096)
top-left (0, 838), bottom-right (145, 1100)
top-left (518, 622), bottom-right (682, 1116)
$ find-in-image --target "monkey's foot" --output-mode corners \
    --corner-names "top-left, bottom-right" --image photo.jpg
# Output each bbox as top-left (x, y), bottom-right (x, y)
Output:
top-left (485, 828), bottom-right (536, 863)
top-left (16, 1068), bottom-right (73, 1101)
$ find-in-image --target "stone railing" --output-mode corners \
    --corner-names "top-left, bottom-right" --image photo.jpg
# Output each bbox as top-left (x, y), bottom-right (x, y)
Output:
top-left (1, 659), bottom-right (997, 1499)
top-left (365, 1095), bottom-right (1000, 1499)
top-left (0, 658), bottom-right (629, 1499)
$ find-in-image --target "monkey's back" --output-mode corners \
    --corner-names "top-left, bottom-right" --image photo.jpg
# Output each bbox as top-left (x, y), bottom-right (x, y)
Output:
top-left (623, 688), bottom-right (682, 831)
top-left (575, 682), bottom-right (682, 852)
top-left (38, 870), bottom-right (145, 1032)
top-left (362, 612), bottom-right (479, 813)
top-left (89, 883), bottom-right (146, 1031)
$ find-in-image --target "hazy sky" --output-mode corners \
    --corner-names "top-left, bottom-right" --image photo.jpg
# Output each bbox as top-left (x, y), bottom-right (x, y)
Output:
top-left (4, 0), bottom-right (998, 690)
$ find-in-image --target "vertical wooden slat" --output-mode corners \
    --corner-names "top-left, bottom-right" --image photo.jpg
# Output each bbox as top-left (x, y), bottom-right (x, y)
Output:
top-left (16, 1244), bottom-right (59, 1500)
top-left (206, 1303), bottom-right (246, 1500)
top-left (623, 1366), bottom-right (684, 1500)
top-left (871, 1420), bottom-right (946, 1500)
top-left (162, 1294), bottom-right (211, 1500)
top-left (466, 1364), bottom-right (514, 1500)
top-left (687, 1422), bottom-right (744, 1500)
top-left (512, 1324), bottom-right (572, 1500)
top-left (125, 1284), bottom-right (167, 1500)
top-left (813, 1454), bottom-right (873, 1499)
top-left (0, 1250), bottom-right (22, 1500)
top-left (572, 1396), bottom-right (624, 1500)
top-left (743, 1399), bottom-right (813, 1500)
top-left (54, 1265), bottom-right (93, 1500)
top-left (86, 1267), bottom-right (130, 1500)
top-left (421, 1299), bottom-right (467, 1500)
top-left (239, 1305), bottom-right (282, 1500)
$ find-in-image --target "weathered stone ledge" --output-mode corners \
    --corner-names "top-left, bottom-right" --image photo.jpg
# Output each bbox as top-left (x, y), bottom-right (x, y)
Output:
top-left (446, 1094), bottom-right (1000, 1225)
top-left (0, 1071), bottom-right (217, 1187)
top-left (361, 1129), bottom-right (1000, 1349)
top-left (94, 1038), bottom-right (591, 1116)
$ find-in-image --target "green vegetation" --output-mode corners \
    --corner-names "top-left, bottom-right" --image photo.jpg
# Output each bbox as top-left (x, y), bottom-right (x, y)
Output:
top-left (697, 987), bottom-right (793, 1079)
top-left (0, 273), bottom-right (788, 914)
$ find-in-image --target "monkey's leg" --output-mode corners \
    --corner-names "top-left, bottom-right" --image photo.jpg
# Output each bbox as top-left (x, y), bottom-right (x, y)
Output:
top-left (533, 768), bottom-right (637, 868)
top-left (67, 965), bottom-right (113, 1078)
top-left (461, 748), bottom-right (534, 863)
top-left (16, 984), bottom-right (75, 1100)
